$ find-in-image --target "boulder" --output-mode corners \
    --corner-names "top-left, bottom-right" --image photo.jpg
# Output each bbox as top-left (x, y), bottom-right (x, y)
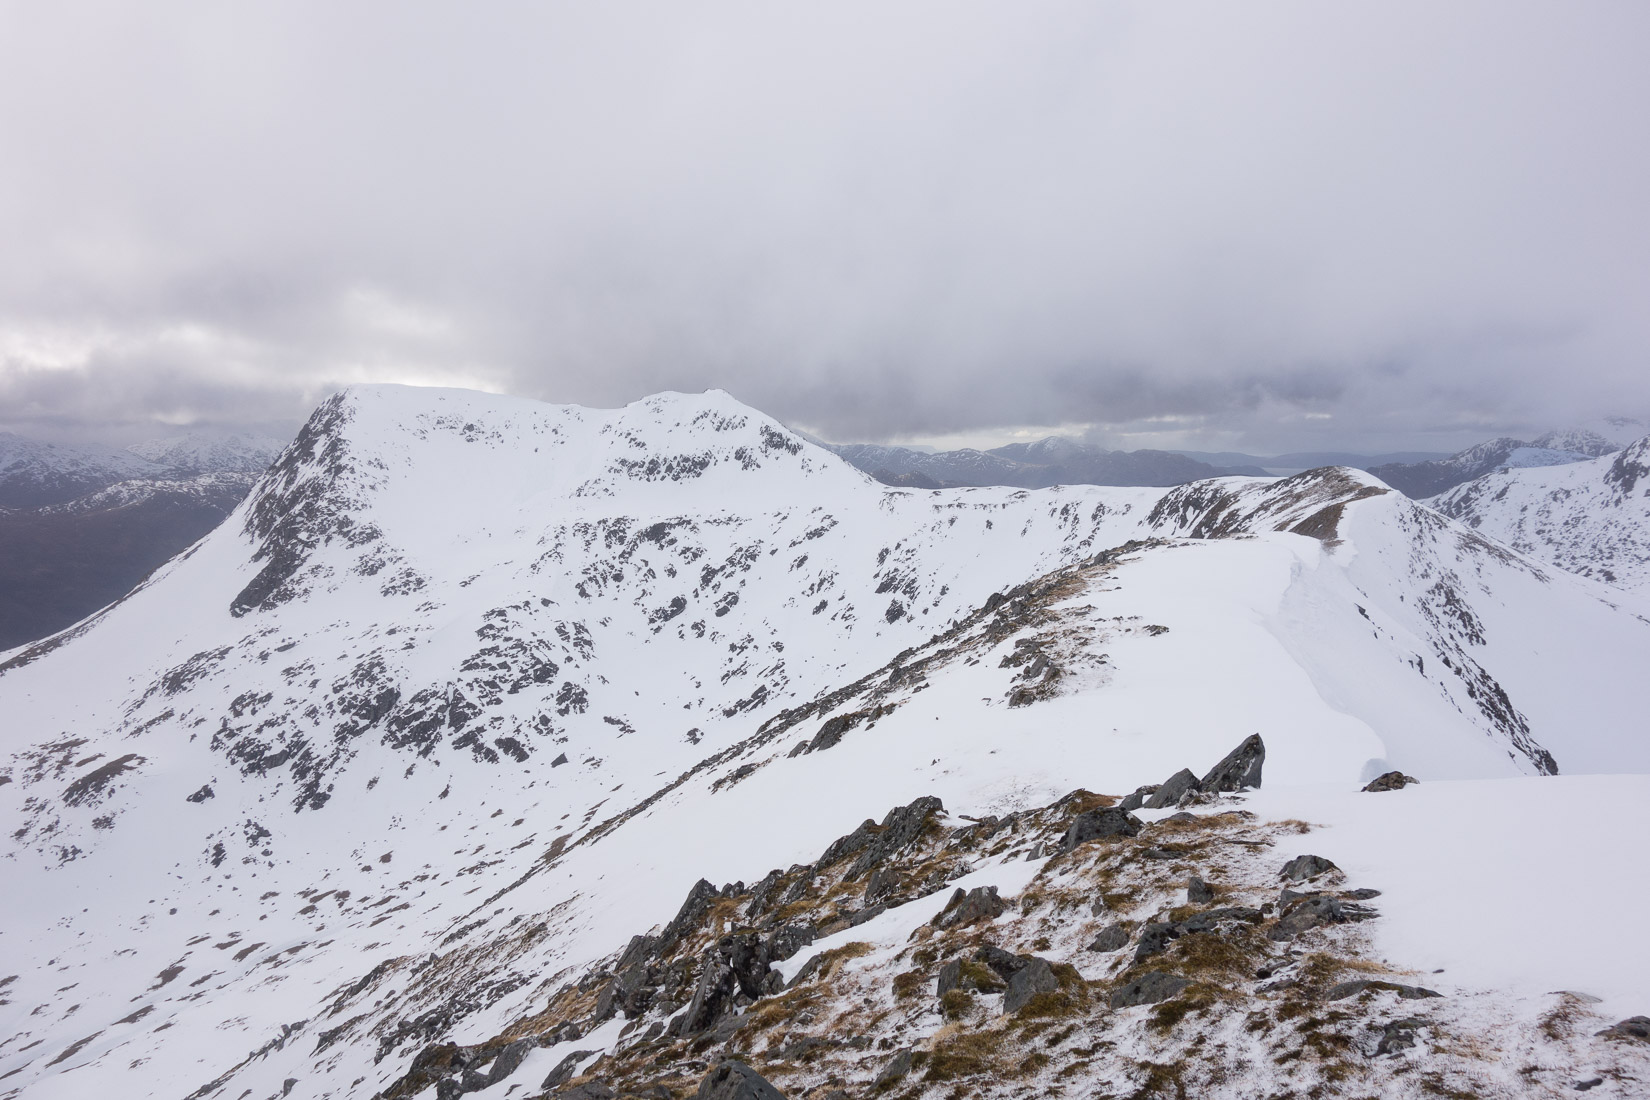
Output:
top-left (1088, 923), bottom-right (1130, 952)
top-left (1598, 1016), bottom-right (1650, 1042)
top-left (1269, 895), bottom-right (1344, 940)
top-left (1110, 971), bottom-right (1190, 1008)
top-left (975, 944), bottom-right (1031, 981)
top-left (846, 795), bottom-right (946, 879)
top-left (1279, 854), bottom-right (1339, 882)
top-left (1119, 786), bottom-right (1155, 812)
top-left (1199, 733), bottom-right (1265, 792)
top-left (1143, 769), bottom-right (1201, 809)
top-left (1362, 771), bottom-right (1418, 792)
top-left (696, 1061), bottom-right (788, 1100)
top-left (682, 952), bottom-right (739, 1034)
top-left (1060, 807), bottom-right (1143, 851)
top-left (931, 885), bottom-right (1005, 929)
top-left (1186, 875), bottom-right (1215, 904)
top-left (873, 1049), bottom-right (913, 1087)
top-left (1176, 907), bottom-right (1262, 935)
top-left (1134, 921), bottom-right (1182, 962)
top-left (484, 1040), bottom-right (533, 1087)
top-left (1002, 958), bottom-right (1060, 1013)
top-left (542, 1051), bottom-right (598, 1090)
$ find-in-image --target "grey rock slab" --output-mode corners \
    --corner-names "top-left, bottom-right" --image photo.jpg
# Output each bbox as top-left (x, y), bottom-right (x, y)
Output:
top-left (1060, 807), bottom-right (1143, 850)
top-left (1143, 768), bottom-right (1201, 809)
top-left (1598, 1016), bottom-right (1650, 1042)
top-left (1088, 923), bottom-right (1130, 952)
top-left (1003, 958), bottom-right (1061, 1014)
top-left (1324, 979), bottom-right (1441, 1001)
top-left (1110, 971), bottom-right (1191, 1008)
top-left (542, 1051), bottom-right (599, 1090)
top-left (1200, 733), bottom-right (1265, 792)
top-left (874, 1049), bottom-right (914, 1087)
top-left (1186, 875), bottom-right (1215, 904)
top-left (1279, 854), bottom-right (1340, 882)
top-left (696, 1060), bottom-right (789, 1100)
top-left (1362, 770), bottom-right (1418, 792)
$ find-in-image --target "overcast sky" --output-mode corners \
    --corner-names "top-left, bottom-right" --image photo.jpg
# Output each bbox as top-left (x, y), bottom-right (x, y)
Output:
top-left (1, 2), bottom-right (1647, 454)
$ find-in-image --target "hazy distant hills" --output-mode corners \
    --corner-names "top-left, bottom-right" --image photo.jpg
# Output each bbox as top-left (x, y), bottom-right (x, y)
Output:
top-left (0, 431), bottom-right (286, 650)
top-left (824, 437), bottom-right (1266, 488)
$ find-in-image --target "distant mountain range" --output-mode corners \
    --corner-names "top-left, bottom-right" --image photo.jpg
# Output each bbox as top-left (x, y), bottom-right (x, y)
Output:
top-left (0, 431), bottom-right (287, 649)
top-left (1367, 430), bottom-right (1621, 498)
top-left (823, 437), bottom-right (1267, 488)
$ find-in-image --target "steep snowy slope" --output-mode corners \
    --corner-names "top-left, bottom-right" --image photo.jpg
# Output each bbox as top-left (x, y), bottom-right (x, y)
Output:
top-left (1, 387), bottom-right (1646, 1100)
top-left (1430, 437), bottom-right (1650, 592)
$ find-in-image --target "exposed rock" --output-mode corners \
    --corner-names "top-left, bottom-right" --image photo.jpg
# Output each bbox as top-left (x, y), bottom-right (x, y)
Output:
top-left (1270, 895), bottom-right (1345, 940)
top-left (542, 1051), bottom-right (598, 1090)
top-left (1598, 1016), bottom-right (1650, 1042)
top-left (1060, 807), bottom-right (1143, 850)
top-left (932, 885), bottom-right (1005, 929)
top-left (1324, 980), bottom-right (1441, 1001)
top-left (1186, 874), bottom-right (1215, 904)
top-left (864, 865), bottom-right (903, 905)
top-left (1088, 923), bottom-right (1130, 952)
top-left (845, 796), bottom-right (945, 879)
top-left (1199, 733), bottom-right (1266, 792)
top-left (1143, 768), bottom-right (1200, 809)
top-left (1376, 1017), bottom-right (1428, 1055)
top-left (1134, 921), bottom-right (1182, 962)
top-left (682, 952), bottom-right (739, 1034)
top-left (1362, 771), bottom-right (1418, 792)
top-left (1119, 786), bottom-right (1155, 812)
top-left (1177, 907), bottom-right (1262, 935)
top-left (1110, 971), bottom-right (1191, 1008)
top-left (484, 1039), bottom-right (533, 1087)
top-left (555, 1083), bottom-right (616, 1100)
top-left (695, 1060), bottom-right (788, 1100)
top-left (1279, 854), bottom-right (1340, 882)
top-left (1003, 957), bottom-right (1060, 1013)
top-left (873, 1049), bottom-right (913, 1087)
top-left (764, 922), bottom-right (816, 963)
top-left (975, 944), bottom-right (1031, 982)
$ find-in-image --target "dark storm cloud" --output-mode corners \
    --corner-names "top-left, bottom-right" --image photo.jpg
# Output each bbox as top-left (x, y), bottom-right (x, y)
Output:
top-left (1, 2), bottom-right (1647, 453)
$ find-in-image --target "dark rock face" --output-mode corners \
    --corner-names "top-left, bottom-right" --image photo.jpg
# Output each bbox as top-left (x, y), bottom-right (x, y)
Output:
top-left (1143, 768), bottom-right (1201, 809)
top-left (1118, 786), bottom-right (1154, 812)
top-left (1060, 807), bottom-right (1143, 850)
top-left (696, 1060), bottom-right (788, 1100)
top-left (1186, 875), bottom-right (1215, 904)
top-left (1200, 733), bottom-right (1266, 792)
top-left (1088, 923), bottom-right (1130, 952)
top-left (1362, 771), bottom-right (1418, 792)
top-left (764, 923), bottom-right (816, 964)
top-left (846, 796), bottom-right (944, 879)
top-left (1280, 854), bottom-right (1340, 882)
top-left (1003, 958), bottom-right (1060, 1013)
top-left (932, 885), bottom-right (1006, 929)
top-left (1270, 896), bottom-right (1345, 940)
top-left (1110, 971), bottom-right (1191, 1008)
top-left (975, 945), bottom-right (1031, 982)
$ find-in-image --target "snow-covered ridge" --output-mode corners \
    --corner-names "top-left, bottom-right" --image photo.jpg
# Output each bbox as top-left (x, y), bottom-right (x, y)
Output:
top-left (1430, 434), bottom-right (1650, 591)
top-left (2, 386), bottom-right (1648, 1100)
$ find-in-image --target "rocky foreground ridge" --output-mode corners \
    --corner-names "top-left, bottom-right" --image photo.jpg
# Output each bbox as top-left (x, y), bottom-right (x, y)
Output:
top-left (348, 738), bottom-right (1649, 1100)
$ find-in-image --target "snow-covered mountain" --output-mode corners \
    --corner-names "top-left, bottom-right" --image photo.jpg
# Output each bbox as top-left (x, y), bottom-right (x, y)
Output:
top-left (0, 433), bottom-right (170, 509)
top-left (1369, 430), bottom-right (1620, 499)
top-left (2, 386), bottom-right (1648, 1100)
top-left (824, 437), bottom-right (1263, 489)
top-left (1429, 436), bottom-right (1650, 592)
top-left (127, 431), bottom-right (289, 475)
top-left (0, 431), bottom-right (288, 649)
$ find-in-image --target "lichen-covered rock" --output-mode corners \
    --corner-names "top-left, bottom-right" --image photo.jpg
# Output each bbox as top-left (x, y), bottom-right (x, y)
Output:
top-left (932, 885), bottom-right (1005, 929)
top-left (1362, 771), bottom-right (1418, 792)
top-left (1088, 923), bottom-right (1129, 952)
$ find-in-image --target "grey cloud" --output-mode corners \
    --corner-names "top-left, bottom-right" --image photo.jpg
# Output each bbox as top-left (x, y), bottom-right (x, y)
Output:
top-left (1, 2), bottom-right (1647, 453)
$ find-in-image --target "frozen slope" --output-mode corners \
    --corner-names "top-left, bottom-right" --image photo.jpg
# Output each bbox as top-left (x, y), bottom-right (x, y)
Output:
top-left (1431, 436), bottom-right (1650, 592)
top-left (1, 386), bottom-right (1646, 1099)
